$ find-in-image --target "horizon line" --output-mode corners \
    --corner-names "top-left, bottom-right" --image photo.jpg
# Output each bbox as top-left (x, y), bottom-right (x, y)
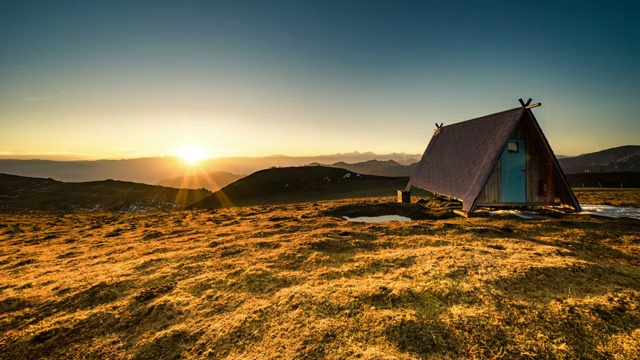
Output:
top-left (1, 144), bottom-right (638, 162)
top-left (0, 151), bottom-right (426, 162)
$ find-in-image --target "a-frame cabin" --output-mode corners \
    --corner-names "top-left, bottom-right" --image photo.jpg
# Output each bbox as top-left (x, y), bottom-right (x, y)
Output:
top-left (406, 99), bottom-right (580, 216)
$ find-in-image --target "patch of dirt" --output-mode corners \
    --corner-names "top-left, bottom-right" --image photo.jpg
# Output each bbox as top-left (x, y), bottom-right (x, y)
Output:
top-left (10, 258), bottom-right (38, 268)
top-left (142, 231), bottom-right (164, 241)
top-left (133, 282), bottom-right (177, 302)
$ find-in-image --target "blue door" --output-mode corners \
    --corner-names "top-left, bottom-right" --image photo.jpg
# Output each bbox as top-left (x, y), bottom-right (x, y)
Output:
top-left (500, 138), bottom-right (526, 203)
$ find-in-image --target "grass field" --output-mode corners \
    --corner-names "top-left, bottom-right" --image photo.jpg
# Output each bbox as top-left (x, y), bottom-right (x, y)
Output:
top-left (1, 189), bottom-right (639, 359)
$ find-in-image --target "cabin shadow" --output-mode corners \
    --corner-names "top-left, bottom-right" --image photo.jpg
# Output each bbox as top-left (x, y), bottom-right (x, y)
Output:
top-left (323, 201), bottom-right (456, 220)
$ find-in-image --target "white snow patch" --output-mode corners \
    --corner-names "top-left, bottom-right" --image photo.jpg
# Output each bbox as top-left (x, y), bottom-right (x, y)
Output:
top-left (343, 215), bottom-right (412, 223)
top-left (579, 205), bottom-right (640, 220)
top-left (474, 210), bottom-right (549, 219)
top-left (476, 205), bottom-right (640, 220)
top-left (343, 173), bottom-right (351, 179)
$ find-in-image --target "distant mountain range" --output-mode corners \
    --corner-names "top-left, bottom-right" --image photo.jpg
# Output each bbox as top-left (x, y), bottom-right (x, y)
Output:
top-left (0, 152), bottom-right (420, 185)
top-left (322, 146), bottom-right (640, 176)
top-left (309, 160), bottom-right (418, 177)
top-left (558, 146), bottom-right (640, 173)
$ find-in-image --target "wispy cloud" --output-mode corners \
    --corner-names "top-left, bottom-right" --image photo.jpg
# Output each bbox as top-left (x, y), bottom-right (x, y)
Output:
top-left (22, 91), bottom-right (71, 102)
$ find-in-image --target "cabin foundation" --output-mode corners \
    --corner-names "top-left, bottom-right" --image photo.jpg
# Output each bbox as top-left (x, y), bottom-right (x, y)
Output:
top-left (397, 190), bottom-right (411, 203)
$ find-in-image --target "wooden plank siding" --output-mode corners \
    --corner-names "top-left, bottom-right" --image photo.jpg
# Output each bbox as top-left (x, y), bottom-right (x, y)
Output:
top-left (522, 111), bottom-right (580, 210)
top-left (516, 112), bottom-right (559, 204)
top-left (476, 159), bottom-right (501, 203)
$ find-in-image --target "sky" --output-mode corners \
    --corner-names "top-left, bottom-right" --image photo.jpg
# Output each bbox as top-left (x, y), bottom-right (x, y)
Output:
top-left (1, 0), bottom-right (638, 160)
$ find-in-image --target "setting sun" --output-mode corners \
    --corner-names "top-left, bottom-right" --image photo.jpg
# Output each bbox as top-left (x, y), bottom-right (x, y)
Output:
top-left (178, 145), bottom-right (207, 165)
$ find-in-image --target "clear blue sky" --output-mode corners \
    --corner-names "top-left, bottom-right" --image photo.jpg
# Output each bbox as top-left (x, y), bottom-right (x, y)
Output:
top-left (1, 0), bottom-right (638, 159)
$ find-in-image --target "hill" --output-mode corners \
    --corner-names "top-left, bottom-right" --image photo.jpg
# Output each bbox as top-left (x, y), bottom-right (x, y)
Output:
top-left (330, 160), bottom-right (404, 174)
top-left (1, 193), bottom-right (639, 359)
top-left (0, 173), bottom-right (211, 213)
top-left (157, 171), bottom-right (245, 191)
top-left (559, 145), bottom-right (640, 173)
top-left (0, 157), bottom-right (188, 184)
top-left (372, 162), bottom-right (418, 177)
top-left (188, 166), bottom-right (409, 209)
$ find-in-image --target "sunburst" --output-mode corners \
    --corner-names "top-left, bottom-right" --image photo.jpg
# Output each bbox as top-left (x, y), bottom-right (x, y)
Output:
top-left (178, 145), bottom-right (207, 165)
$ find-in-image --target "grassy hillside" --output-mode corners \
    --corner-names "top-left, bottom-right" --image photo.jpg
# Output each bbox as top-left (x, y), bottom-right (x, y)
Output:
top-left (0, 191), bottom-right (639, 359)
top-left (188, 166), bottom-right (409, 209)
top-left (157, 171), bottom-right (245, 192)
top-left (0, 174), bottom-right (211, 213)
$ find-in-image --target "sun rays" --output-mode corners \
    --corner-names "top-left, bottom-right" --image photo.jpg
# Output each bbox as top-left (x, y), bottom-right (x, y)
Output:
top-left (167, 145), bottom-right (236, 207)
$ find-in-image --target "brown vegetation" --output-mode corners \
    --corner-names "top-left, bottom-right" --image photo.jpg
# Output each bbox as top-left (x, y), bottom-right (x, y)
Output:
top-left (1, 189), bottom-right (639, 359)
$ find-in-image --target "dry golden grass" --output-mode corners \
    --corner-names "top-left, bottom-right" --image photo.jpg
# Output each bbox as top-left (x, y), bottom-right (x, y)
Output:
top-left (1, 190), bottom-right (639, 359)
top-left (574, 188), bottom-right (640, 208)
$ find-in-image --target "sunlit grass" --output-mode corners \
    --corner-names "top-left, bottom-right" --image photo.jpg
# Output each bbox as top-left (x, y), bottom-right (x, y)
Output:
top-left (0, 192), bottom-right (639, 359)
